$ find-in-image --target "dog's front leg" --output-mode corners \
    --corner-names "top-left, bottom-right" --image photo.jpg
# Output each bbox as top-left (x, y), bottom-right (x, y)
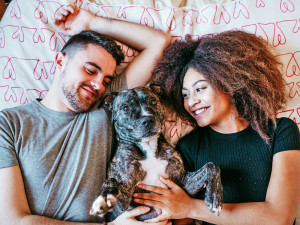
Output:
top-left (89, 178), bottom-right (119, 217)
top-left (183, 162), bottom-right (223, 215)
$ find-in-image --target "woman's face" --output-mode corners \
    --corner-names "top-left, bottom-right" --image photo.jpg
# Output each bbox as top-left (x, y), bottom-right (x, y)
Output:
top-left (182, 68), bottom-right (235, 132)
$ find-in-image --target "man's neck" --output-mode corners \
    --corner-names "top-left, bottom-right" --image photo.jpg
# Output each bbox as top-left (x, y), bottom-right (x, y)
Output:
top-left (40, 85), bottom-right (73, 113)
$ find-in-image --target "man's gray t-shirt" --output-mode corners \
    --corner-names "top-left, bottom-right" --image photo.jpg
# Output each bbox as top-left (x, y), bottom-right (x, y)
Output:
top-left (0, 72), bottom-right (126, 222)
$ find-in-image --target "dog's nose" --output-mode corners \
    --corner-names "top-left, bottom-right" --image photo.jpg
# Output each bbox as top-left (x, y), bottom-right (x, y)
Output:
top-left (141, 117), bottom-right (155, 126)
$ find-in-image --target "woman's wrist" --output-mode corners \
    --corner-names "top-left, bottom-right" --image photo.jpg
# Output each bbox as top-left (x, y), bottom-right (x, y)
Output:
top-left (187, 198), bottom-right (206, 221)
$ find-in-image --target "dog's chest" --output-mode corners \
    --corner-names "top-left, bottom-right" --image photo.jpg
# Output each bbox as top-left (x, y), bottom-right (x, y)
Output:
top-left (139, 139), bottom-right (168, 188)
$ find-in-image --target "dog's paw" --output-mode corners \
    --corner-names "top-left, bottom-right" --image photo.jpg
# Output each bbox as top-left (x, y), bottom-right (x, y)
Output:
top-left (204, 163), bottom-right (223, 216)
top-left (204, 189), bottom-right (222, 216)
top-left (89, 194), bottom-right (117, 217)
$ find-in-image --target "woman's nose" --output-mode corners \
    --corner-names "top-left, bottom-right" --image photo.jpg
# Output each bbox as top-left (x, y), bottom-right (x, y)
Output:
top-left (188, 93), bottom-right (200, 107)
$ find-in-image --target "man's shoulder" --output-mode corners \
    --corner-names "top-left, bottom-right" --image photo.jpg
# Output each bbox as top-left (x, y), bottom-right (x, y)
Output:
top-left (1, 101), bottom-right (36, 118)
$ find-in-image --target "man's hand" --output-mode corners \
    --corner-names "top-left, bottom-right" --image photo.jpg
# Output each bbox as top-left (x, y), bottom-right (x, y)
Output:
top-left (110, 206), bottom-right (171, 225)
top-left (54, 6), bottom-right (95, 36)
top-left (133, 176), bottom-right (194, 222)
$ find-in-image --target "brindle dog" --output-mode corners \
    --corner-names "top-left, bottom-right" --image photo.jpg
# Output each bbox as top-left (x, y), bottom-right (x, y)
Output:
top-left (90, 85), bottom-right (223, 222)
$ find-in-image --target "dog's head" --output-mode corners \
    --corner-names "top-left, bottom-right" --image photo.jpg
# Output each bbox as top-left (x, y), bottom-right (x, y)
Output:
top-left (101, 84), bottom-right (165, 142)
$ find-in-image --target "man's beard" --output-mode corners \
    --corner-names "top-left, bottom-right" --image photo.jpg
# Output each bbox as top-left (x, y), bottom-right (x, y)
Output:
top-left (61, 84), bottom-right (91, 112)
top-left (59, 72), bottom-right (92, 112)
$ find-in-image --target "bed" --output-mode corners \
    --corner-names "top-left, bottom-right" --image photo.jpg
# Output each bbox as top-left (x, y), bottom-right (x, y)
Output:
top-left (0, 0), bottom-right (299, 222)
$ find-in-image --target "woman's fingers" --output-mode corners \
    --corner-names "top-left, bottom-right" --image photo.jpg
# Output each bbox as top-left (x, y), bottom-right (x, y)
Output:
top-left (123, 206), bottom-right (150, 218)
top-left (160, 176), bottom-right (180, 189)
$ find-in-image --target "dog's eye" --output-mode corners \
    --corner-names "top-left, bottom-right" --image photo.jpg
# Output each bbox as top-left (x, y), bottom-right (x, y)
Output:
top-left (150, 99), bottom-right (157, 106)
top-left (122, 105), bottom-right (130, 112)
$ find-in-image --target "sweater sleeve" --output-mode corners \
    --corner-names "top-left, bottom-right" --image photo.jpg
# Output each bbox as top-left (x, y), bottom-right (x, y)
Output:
top-left (273, 117), bottom-right (300, 154)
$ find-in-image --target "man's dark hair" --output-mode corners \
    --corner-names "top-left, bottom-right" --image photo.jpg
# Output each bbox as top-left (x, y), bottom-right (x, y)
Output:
top-left (61, 30), bottom-right (125, 65)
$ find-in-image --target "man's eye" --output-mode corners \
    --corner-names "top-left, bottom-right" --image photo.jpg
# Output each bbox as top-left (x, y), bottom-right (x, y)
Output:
top-left (122, 105), bottom-right (130, 112)
top-left (85, 68), bottom-right (95, 74)
top-left (103, 77), bottom-right (112, 87)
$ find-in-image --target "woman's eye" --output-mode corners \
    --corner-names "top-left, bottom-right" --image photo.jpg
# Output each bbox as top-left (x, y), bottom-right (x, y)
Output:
top-left (196, 87), bottom-right (206, 92)
top-left (182, 93), bottom-right (189, 98)
top-left (122, 105), bottom-right (130, 112)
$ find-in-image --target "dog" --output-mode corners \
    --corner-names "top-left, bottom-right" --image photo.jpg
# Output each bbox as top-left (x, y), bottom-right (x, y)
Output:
top-left (89, 84), bottom-right (223, 222)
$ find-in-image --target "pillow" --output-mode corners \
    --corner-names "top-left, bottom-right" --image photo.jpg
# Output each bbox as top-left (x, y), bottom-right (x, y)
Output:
top-left (1, 0), bottom-right (300, 147)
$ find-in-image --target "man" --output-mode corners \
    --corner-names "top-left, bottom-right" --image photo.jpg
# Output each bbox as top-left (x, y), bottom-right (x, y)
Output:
top-left (0, 6), bottom-right (170, 225)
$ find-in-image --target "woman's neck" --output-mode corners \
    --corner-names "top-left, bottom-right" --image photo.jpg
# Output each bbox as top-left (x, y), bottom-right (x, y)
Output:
top-left (209, 116), bottom-right (249, 134)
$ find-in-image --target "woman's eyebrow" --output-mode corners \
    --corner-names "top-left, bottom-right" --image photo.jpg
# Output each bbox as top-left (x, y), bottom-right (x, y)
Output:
top-left (182, 80), bottom-right (206, 90)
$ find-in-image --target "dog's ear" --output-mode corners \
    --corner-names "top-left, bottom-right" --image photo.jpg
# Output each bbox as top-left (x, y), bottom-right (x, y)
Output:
top-left (98, 92), bottom-right (118, 111)
top-left (149, 83), bottom-right (165, 98)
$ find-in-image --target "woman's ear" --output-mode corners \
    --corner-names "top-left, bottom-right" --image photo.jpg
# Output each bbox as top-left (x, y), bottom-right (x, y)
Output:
top-left (55, 52), bottom-right (66, 71)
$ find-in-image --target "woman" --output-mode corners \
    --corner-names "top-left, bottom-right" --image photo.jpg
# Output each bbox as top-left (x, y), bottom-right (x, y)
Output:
top-left (133, 30), bottom-right (300, 225)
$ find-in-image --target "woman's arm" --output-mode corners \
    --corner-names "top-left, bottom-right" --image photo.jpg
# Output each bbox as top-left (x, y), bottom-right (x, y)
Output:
top-left (134, 150), bottom-right (300, 225)
top-left (54, 6), bottom-right (171, 88)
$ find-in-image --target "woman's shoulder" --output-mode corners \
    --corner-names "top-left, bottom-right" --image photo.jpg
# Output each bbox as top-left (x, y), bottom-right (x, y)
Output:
top-left (275, 117), bottom-right (299, 132)
top-left (272, 117), bottom-right (300, 152)
top-left (177, 126), bottom-right (208, 147)
top-left (181, 126), bottom-right (207, 138)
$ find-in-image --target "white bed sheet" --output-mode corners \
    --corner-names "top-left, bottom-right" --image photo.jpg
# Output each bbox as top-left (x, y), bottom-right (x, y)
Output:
top-left (0, 0), bottom-right (300, 145)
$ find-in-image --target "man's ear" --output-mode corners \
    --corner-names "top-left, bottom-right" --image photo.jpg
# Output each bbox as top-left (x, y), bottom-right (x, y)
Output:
top-left (149, 83), bottom-right (165, 98)
top-left (55, 52), bottom-right (66, 71)
top-left (98, 92), bottom-right (119, 111)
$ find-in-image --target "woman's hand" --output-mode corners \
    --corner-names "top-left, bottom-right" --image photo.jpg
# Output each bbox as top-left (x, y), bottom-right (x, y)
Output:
top-left (133, 176), bottom-right (194, 222)
top-left (110, 206), bottom-right (171, 225)
top-left (54, 6), bottom-right (95, 36)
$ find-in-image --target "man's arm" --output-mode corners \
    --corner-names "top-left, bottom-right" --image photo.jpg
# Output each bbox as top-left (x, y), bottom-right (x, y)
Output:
top-left (0, 166), bottom-right (171, 225)
top-left (0, 166), bottom-right (97, 225)
top-left (54, 6), bottom-right (171, 88)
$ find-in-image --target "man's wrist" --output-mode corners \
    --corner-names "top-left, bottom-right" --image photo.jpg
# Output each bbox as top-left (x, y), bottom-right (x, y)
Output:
top-left (89, 14), bottom-right (107, 34)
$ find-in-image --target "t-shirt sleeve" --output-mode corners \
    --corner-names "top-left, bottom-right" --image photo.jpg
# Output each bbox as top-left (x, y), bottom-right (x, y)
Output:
top-left (273, 118), bottom-right (300, 154)
top-left (105, 69), bottom-right (127, 93)
top-left (0, 111), bottom-right (19, 169)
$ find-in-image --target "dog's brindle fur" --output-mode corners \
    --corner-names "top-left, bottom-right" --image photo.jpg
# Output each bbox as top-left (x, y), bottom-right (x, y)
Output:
top-left (90, 85), bottom-right (223, 222)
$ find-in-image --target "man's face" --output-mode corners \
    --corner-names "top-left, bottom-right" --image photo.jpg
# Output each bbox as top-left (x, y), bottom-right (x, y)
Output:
top-left (56, 44), bottom-right (116, 112)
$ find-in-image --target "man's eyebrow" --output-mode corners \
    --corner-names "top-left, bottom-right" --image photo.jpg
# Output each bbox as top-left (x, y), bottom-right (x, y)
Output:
top-left (86, 62), bottom-right (102, 71)
top-left (182, 79), bottom-right (206, 90)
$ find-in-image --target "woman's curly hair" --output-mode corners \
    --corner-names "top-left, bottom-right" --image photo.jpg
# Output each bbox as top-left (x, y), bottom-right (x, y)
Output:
top-left (150, 30), bottom-right (287, 144)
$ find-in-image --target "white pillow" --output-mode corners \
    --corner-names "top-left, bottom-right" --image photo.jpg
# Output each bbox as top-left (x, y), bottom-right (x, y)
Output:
top-left (1, 0), bottom-right (300, 147)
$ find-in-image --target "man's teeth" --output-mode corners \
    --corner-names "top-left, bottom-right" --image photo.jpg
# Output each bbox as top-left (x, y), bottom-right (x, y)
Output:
top-left (195, 108), bottom-right (207, 115)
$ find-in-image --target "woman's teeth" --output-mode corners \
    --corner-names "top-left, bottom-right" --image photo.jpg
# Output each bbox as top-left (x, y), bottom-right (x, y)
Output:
top-left (195, 107), bottom-right (207, 115)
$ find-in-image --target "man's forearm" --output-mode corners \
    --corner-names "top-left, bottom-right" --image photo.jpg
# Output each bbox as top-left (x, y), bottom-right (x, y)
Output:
top-left (90, 16), bottom-right (170, 52)
top-left (20, 215), bottom-right (100, 225)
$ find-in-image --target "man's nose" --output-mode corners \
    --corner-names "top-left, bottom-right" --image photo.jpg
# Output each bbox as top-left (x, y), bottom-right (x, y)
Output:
top-left (91, 75), bottom-right (104, 90)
